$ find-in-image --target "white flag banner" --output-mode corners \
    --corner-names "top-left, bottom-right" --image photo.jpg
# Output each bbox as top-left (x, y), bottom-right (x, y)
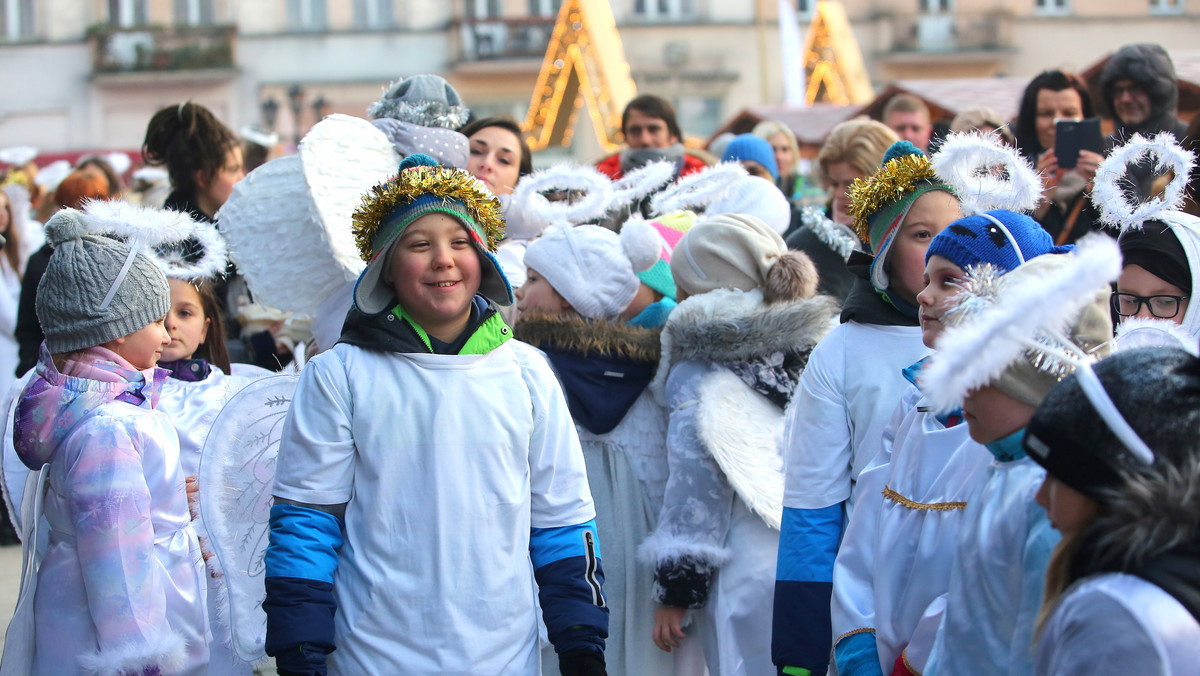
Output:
top-left (778, 0), bottom-right (806, 107)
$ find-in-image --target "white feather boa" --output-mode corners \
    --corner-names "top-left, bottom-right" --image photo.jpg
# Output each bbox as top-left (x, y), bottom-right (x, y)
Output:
top-left (921, 234), bottom-right (1121, 412)
top-left (1095, 133), bottom-right (1196, 230)
top-left (932, 131), bottom-right (1042, 214)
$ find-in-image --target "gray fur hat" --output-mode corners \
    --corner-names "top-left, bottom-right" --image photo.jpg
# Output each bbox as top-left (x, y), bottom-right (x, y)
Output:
top-left (36, 209), bottom-right (170, 354)
top-left (367, 74), bottom-right (470, 129)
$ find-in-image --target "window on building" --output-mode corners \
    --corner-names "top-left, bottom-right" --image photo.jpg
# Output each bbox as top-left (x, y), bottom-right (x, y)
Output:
top-left (674, 96), bottom-right (722, 138)
top-left (109, 0), bottom-right (149, 27)
top-left (354, 0), bottom-right (395, 29)
top-left (1149, 0), bottom-right (1183, 14)
top-left (470, 0), bottom-right (501, 19)
top-left (796, 0), bottom-right (814, 18)
top-left (174, 0), bottom-right (215, 26)
top-left (1034, 0), bottom-right (1070, 14)
top-left (919, 0), bottom-right (952, 11)
top-left (0, 0), bottom-right (35, 40)
top-left (287, 0), bottom-right (328, 31)
top-left (633, 0), bottom-right (696, 22)
top-left (529, 0), bottom-right (562, 17)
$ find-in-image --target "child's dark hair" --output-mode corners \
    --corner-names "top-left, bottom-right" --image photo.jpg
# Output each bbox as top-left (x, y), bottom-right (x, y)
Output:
top-left (188, 278), bottom-right (231, 374)
top-left (142, 102), bottom-right (239, 198)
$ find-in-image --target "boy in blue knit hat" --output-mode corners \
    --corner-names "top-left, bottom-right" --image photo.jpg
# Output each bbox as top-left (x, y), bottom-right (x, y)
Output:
top-left (773, 141), bottom-right (962, 676)
top-left (263, 154), bottom-right (608, 675)
top-left (828, 209), bottom-right (1072, 676)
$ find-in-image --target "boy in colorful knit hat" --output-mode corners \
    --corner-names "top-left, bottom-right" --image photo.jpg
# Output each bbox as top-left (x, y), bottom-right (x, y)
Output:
top-left (773, 141), bottom-right (962, 675)
top-left (263, 154), bottom-right (608, 676)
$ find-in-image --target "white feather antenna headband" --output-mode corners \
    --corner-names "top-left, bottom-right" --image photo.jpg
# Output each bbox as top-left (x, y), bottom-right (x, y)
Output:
top-left (932, 131), bottom-right (1043, 215)
top-left (1094, 133), bottom-right (1196, 231)
top-left (921, 234), bottom-right (1155, 463)
top-left (610, 160), bottom-right (676, 208)
top-left (650, 162), bottom-right (748, 217)
top-left (511, 164), bottom-right (615, 227)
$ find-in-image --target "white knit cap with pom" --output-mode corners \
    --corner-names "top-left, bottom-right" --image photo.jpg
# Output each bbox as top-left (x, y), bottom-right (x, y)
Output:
top-left (706, 175), bottom-right (792, 235)
top-left (522, 224), bottom-right (640, 319)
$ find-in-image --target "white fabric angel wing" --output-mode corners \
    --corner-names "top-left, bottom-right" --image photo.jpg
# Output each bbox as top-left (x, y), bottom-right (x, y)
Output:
top-left (695, 368), bottom-right (786, 530)
top-left (198, 374), bottom-right (299, 662)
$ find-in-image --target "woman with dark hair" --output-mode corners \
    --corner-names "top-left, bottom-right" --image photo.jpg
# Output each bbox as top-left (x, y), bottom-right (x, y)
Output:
top-left (1014, 70), bottom-right (1107, 245)
top-left (142, 102), bottom-right (245, 222)
top-left (459, 117), bottom-right (531, 196)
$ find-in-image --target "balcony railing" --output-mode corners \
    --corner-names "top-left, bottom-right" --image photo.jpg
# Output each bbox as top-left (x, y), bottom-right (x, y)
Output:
top-left (455, 17), bottom-right (555, 62)
top-left (881, 11), bottom-right (1013, 55)
top-left (89, 24), bottom-right (236, 74)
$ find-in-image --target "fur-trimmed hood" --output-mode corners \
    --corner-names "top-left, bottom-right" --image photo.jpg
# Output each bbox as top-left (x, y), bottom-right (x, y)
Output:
top-left (651, 287), bottom-right (840, 400)
top-left (516, 313), bottom-right (663, 435)
top-left (1100, 44), bottom-right (1188, 138)
top-left (515, 313), bottom-right (661, 363)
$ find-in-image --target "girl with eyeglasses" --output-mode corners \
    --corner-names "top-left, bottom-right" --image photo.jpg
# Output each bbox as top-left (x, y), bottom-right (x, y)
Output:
top-left (1114, 214), bottom-right (1200, 336)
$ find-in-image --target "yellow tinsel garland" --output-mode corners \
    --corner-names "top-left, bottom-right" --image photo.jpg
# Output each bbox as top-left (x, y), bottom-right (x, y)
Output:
top-left (847, 154), bottom-right (939, 243)
top-left (352, 165), bottom-right (505, 262)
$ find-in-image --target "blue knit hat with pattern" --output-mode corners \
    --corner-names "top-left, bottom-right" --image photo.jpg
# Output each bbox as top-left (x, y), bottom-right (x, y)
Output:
top-left (926, 209), bottom-right (1072, 274)
top-left (721, 133), bottom-right (779, 182)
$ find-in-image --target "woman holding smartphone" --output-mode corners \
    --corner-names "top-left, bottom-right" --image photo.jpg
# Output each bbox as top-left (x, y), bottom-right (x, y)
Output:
top-left (1014, 70), bottom-right (1107, 245)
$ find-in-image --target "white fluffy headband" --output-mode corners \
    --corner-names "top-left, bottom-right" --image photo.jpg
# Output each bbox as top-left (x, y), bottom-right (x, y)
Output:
top-left (1094, 132), bottom-right (1195, 231)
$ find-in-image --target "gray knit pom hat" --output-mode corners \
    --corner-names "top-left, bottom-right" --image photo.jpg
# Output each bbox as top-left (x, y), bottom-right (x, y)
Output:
top-left (366, 74), bottom-right (470, 129)
top-left (36, 208), bottom-right (170, 354)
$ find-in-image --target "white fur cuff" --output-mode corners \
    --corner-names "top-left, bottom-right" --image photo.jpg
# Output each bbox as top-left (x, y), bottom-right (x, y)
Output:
top-left (77, 629), bottom-right (188, 676)
top-left (637, 529), bottom-right (733, 568)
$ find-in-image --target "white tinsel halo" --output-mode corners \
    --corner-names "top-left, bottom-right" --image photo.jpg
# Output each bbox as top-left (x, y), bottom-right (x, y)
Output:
top-left (620, 218), bottom-right (666, 273)
top-left (0, 146), bottom-right (36, 166)
top-left (610, 160), bottom-right (676, 207)
top-left (510, 163), bottom-right (615, 226)
top-left (932, 131), bottom-right (1043, 215)
top-left (921, 234), bottom-right (1122, 412)
top-left (650, 162), bottom-right (748, 217)
top-left (1094, 133), bottom-right (1195, 231)
top-left (1115, 317), bottom-right (1200, 356)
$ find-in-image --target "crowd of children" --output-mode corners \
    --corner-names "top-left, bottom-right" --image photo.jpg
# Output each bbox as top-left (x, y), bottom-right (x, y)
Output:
top-left (0, 71), bottom-right (1197, 676)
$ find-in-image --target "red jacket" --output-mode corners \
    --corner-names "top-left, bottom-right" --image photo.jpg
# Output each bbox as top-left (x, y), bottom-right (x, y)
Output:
top-left (595, 152), bottom-right (709, 180)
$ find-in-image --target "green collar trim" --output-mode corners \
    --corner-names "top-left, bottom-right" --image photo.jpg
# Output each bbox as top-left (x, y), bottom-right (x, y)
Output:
top-left (390, 304), bottom-right (512, 355)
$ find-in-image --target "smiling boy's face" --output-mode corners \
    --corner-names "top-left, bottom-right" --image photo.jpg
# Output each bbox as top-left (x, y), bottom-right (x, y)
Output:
top-left (387, 212), bottom-right (482, 343)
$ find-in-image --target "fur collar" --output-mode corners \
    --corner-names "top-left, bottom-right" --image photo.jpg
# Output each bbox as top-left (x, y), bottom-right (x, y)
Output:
top-left (651, 288), bottom-right (839, 400)
top-left (515, 313), bottom-right (661, 364)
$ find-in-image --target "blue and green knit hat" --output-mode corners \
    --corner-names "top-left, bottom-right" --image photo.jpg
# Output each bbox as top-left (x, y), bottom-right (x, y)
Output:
top-left (351, 153), bottom-right (514, 314)
top-left (848, 141), bottom-right (955, 292)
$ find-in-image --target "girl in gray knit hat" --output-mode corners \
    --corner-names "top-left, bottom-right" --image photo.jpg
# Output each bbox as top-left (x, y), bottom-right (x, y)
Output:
top-left (1, 204), bottom-right (211, 675)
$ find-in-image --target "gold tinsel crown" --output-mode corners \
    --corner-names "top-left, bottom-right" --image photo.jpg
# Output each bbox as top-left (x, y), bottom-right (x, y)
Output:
top-left (847, 153), bottom-right (939, 243)
top-left (351, 162), bottom-right (504, 262)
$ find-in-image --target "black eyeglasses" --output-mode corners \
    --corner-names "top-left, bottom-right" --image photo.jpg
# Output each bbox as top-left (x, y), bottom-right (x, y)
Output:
top-left (1111, 292), bottom-right (1190, 319)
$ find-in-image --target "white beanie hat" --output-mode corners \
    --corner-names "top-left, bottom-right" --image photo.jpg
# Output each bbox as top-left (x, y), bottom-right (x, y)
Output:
top-left (706, 175), bottom-right (792, 235)
top-left (523, 224), bottom-right (640, 319)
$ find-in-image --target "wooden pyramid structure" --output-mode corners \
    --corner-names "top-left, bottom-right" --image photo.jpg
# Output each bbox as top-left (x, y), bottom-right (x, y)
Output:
top-left (522, 0), bottom-right (636, 152)
top-left (802, 1), bottom-right (873, 105)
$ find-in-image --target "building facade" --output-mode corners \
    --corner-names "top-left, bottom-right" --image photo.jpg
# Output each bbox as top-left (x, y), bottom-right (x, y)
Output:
top-left (0, 1), bottom-right (1196, 160)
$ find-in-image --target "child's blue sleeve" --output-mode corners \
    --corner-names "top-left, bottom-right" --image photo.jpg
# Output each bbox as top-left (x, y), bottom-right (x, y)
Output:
top-left (834, 630), bottom-right (882, 676)
top-left (530, 519), bottom-right (609, 655)
top-left (263, 502), bottom-right (345, 675)
top-left (772, 503), bottom-right (843, 676)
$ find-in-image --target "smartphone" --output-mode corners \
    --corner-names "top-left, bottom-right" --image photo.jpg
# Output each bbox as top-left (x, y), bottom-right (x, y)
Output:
top-left (1055, 118), bottom-right (1103, 170)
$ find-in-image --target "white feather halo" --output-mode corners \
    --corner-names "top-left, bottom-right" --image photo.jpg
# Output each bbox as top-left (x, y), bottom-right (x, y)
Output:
top-left (920, 233), bottom-right (1122, 412)
top-left (76, 199), bottom-right (228, 280)
top-left (932, 131), bottom-right (1043, 215)
top-left (650, 162), bottom-right (748, 217)
top-left (1094, 133), bottom-right (1196, 231)
top-left (610, 160), bottom-right (676, 208)
top-left (1115, 316), bottom-right (1200, 356)
top-left (510, 164), bottom-right (615, 227)
top-left (79, 199), bottom-right (195, 248)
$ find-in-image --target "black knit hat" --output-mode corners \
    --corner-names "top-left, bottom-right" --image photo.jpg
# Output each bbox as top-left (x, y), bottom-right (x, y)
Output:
top-left (1024, 347), bottom-right (1200, 502)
